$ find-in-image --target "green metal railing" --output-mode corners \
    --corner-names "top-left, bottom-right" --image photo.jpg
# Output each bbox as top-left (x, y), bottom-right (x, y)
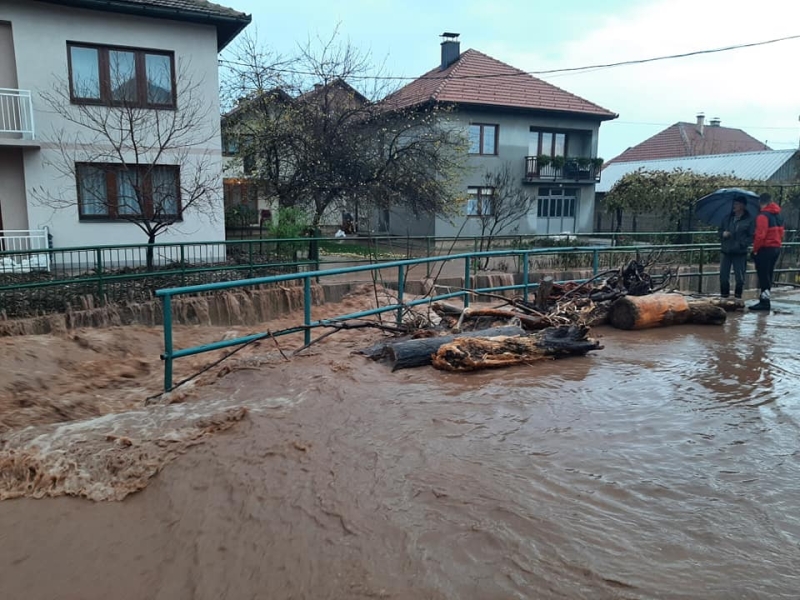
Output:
top-left (155, 241), bottom-right (800, 391)
top-left (2, 232), bottom-right (798, 319)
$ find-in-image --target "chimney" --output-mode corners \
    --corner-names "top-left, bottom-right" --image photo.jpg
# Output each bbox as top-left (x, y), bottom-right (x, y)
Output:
top-left (696, 113), bottom-right (705, 135)
top-left (710, 117), bottom-right (721, 127)
top-left (440, 32), bottom-right (460, 70)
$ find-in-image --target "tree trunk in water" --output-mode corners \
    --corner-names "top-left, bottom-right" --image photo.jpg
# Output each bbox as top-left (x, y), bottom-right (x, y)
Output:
top-left (361, 325), bottom-right (526, 371)
top-left (609, 293), bottom-right (727, 330)
top-left (432, 325), bottom-right (602, 372)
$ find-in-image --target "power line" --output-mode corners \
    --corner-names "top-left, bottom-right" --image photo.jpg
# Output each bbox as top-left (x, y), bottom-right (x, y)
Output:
top-left (220, 33), bottom-right (800, 82)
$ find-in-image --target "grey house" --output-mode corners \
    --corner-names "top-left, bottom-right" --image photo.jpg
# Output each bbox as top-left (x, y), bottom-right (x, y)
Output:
top-left (380, 33), bottom-right (617, 237)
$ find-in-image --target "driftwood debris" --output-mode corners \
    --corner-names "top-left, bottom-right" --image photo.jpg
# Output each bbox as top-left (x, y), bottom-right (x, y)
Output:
top-left (361, 325), bottom-right (526, 371)
top-left (431, 325), bottom-right (602, 372)
top-left (534, 276), bottom-right (554, 311)
top-left (608, 293), bottom-right (727, 330)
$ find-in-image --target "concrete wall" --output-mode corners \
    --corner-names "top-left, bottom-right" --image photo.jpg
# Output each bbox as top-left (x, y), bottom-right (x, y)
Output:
top-left (0, 21), bottom-right (17, 88)
top-left (389, 107), bottom-right (603, 237)
top-left (0, 147), bottom-right (28, 229)
top-left (0, 0), bottom-right (227, 248)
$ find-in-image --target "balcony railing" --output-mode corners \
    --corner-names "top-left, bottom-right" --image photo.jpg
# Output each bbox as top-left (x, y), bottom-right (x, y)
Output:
top-left (0, 228), bottom-right (51, 272)
top-left (524, 156), bottom-right (602, 183)
top-left (0, 88), bottom-right (35, 139)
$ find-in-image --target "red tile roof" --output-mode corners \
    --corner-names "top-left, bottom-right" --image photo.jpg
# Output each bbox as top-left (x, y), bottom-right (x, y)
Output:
top-left (39, 0), bottom-right (251, 49)
top-left (385, 49), bottom-right (617, 119)
top-left (608, 121), bottom-right (770, 164)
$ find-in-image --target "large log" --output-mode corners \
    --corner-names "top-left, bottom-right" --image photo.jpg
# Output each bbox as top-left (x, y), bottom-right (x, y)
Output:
top-left (431, 325), bottom-right (602, 372)
top-left (609, 293), bottom-right (726, 330)
top-left (377, 325), bottom-right (526, 371)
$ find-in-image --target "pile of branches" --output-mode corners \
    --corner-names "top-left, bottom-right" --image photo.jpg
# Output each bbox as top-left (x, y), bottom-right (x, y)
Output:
top-left (427, 259), bottom-right (676, 334)
top-left (352, 259), bottom-right (673, 373)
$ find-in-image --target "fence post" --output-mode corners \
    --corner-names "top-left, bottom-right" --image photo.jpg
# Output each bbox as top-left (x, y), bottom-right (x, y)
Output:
top-left (592, 248), bottom-right (599, 276)
top-left (426, 237), bottom-right (432, 277)
top-left (303, 275), bottom-right (312, 346)
top-left (522, 251), bottom-right (530, 303)
top-left (697, 246), bottom-right (704, 294)
top-left (248, 240), bottom-right (254, 279)
top-left (95, 247), bottom-right (104, 303)
top-left (464, 256), bottom-right (471, 308)
top-left (180, 244), bottom-right (186, 287)
top-left (396, 265), bottom-right (405, 326)
top-left (162, 295), bottom-right (174, 392)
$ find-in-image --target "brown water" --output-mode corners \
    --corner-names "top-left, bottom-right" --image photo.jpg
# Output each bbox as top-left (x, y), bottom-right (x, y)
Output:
top-left (1, 292), bottom-right (800, 599)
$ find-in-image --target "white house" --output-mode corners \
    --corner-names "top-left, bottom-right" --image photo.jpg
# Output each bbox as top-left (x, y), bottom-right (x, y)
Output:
top-left (0, 0), bottom-right (251, 253)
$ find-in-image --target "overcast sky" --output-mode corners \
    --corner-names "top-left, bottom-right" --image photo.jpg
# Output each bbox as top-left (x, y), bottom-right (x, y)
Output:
top-left (227, 0), bottom-right (800, 161)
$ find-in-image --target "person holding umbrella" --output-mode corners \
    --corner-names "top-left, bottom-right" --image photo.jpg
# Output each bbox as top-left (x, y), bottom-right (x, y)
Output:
top-left (718, 196), bottom-right (755, 299)
top-left (749, 193), bottom-right (785, 311)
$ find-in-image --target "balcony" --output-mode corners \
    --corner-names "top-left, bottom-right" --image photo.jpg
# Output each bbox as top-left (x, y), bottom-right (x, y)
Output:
top-left (523, 156), bottom-right (602, 184)
top-left (0, 88), bottom-right (35, 142)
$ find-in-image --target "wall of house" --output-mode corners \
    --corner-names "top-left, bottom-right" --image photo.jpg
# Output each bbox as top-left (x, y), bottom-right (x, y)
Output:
top-left (1, 0), bottom-right (226, 249)
top-left (0, 148), bottom-right (28, 230)
top-left (0, 21), bottom-right (18, 88)
top-left (425, 108), bottom-right (602, 237)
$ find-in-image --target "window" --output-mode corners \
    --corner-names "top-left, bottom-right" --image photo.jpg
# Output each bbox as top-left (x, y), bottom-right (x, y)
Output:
top-left (468, 123), bottom-right (498, 155)
top-left (68, 43), bottom-right (175, 108)
top-left (223, 180), bottom-right (258, 209)
top-left (466, 187), bottom-right (494, 216)
top-left (76, 164), bottom-right (181, 220)
top-left (537, 188), bottom-right (577, 218)
top-left (530, 130), bottom-right (568, 157)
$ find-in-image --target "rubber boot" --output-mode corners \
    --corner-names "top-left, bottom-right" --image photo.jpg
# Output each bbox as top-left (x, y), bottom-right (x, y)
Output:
top-left (720, 281), bottom-right (730, 298)
top-left (749, 290), bottom-right (771, 311)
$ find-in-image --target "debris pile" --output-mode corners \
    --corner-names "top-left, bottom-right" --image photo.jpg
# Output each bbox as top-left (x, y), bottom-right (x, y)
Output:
top-left (357, 259), bottom-right (738, 372)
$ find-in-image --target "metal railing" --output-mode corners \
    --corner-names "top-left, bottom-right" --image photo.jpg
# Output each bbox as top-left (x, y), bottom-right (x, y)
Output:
top-left (524, 156), bottom-right (602, 182)
top-left (0, 88), bottom-right (35, 139)
top-left (2, 232), bottom-right (798, 319)
top-left (154, 241), bottom-right (800, 391)
top-left (0, 228), bottom-right (50, 272)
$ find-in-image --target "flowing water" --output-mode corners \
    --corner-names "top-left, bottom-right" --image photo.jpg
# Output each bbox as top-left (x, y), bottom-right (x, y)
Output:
top-left (1, 293), bottom-right (800, 599)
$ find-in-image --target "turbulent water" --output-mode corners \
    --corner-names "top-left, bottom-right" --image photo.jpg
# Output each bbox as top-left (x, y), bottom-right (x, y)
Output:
top-left (1, 293), bottom-right (799, 599)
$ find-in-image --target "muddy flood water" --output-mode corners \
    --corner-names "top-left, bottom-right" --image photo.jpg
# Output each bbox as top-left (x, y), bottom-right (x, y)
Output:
top-left (1, 292), bottom-right (800, 599)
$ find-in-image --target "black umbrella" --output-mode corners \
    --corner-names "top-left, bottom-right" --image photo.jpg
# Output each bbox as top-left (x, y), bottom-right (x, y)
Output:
top-left (695, 188), bottom-right (760, 227)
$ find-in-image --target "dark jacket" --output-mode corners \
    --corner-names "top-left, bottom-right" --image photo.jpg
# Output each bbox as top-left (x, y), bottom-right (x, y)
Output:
top-left (753, 202), bottom-right (784, 253)
top-left (719, 211), bottom-right (754, 255)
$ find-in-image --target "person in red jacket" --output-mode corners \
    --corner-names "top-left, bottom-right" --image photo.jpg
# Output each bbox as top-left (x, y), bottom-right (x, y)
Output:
top-left (749, 193), bottom-right (784, 311)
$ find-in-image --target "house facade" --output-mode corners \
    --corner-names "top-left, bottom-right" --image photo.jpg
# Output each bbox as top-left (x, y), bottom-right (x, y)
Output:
top-left (0, 0), bottom-right (250, 252)
top-left (379, 34), bottom-right (617, 237)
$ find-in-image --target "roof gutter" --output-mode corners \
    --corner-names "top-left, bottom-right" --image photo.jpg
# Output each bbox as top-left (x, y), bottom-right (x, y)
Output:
top-left (37, 0), bottom-right (252, 50)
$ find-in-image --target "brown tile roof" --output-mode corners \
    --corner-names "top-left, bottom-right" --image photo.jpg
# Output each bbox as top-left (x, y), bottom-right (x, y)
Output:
top-left (40, 0), bottom-right (251, 49)
top-left (608, 121), bottom-right (771, 164)
top-left (385, 49), bottom-right (617, 119)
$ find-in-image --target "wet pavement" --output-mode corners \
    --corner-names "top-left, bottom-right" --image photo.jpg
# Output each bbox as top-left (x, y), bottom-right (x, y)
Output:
top-left (1, 292), bottom-right (799, 599)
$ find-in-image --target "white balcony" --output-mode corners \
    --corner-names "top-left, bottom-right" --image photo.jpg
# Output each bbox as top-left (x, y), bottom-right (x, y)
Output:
top-left (0, 228), bottom-right (51, 273)
top-left (0, 88), bottom-right (35, 140)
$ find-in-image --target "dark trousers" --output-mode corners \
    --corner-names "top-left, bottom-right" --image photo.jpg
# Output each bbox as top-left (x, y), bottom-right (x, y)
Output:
top-left (719, 252), bottom-right (746, 297)
top-left (754, 247), bottom-right (781, 294)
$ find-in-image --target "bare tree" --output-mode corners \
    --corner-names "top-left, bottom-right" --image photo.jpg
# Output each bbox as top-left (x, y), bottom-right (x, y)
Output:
top-left (473, 163), bottom-right (534, 268)
top-left (36, 61), bottom-right (220, 270)
top-left (221, 29), bottom-right (468, 229)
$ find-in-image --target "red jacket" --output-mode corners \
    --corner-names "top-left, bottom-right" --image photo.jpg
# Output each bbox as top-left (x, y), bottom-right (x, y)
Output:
top-left (753, 202), bottom-right (784, 253)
